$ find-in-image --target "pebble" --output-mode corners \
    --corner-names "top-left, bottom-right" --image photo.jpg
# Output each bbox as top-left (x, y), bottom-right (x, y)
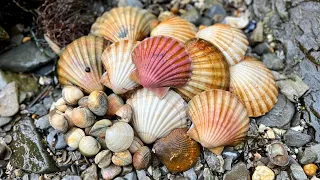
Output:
top-left (114, 177), bottom-right (124, 180)
top-left (303, 164), bottom-right (318, 177)
top-left (152, 167), bottom-right (161, 180)
top-left (276, 171), bottom-right (289, 180)
top-left (252, 166), bottom-right (275, 180)
top-left (203, 167), bottom-right (215, 180)
top-left (224, 13), bottom-right (249, 29)
top-left (277, 75), bottom-right (309, 102)
top-left (47, 130), bottom-right (67, 150)
top-left (62, 176), bottom-right (82, 180)
top-left (28, 103), bottom-right (49, 116)
top-left (224, 162), bottom-right (249, 180)
top-left (199, 17), bottom-right (212, 26)
top-left (283, 129), bottom-right (311, 147)
top-left (160, 165), bottom-right (169, 175)
top-left (81, 164), bottom-right (98, 180)
top-left (204, 149), bottom-right (222, 172)
top-left (290, 164), bottom-right (308, 180)
top-left (10, 34), bottom-right (24, 45)
top-left (124, 172), bottom-right (137, 180)
top-left (205, 4), bottom-right (226, 22)
top-left (181, 4), bottom-right (200, 24)
top-left (101, 164), bottom-right (122, 180)
top-left (136, 170), bottom-right (150, 180)
top-left (262, 53), bottom-right (285, 71)
top-left (299, 148), bottom-right (317, 164)
top-left (252, 43), bottom-right (272, 55)
top-left (306, 144), bottom-right (320, 163)
top-left (183, 168), bottom-right (197, 180)
top-left (0, 116), bottom-right (11, 127)
top-left (0, 82), bottom-right (19, 117)
top-left (95, 150), bottom-right (112, 168)
top-left (118, 0), bottom-right (143, 8)
top-left (223, 156), bottom-right (233, 171)
top-left (35, 114), bottom-right (51, 130)
top-left (121, 165), bottom-right (133, 176)
top-left (4, 135), bottom-right (12, 144)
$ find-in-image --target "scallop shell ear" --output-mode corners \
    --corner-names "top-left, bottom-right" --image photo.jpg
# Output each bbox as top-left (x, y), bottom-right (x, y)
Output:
top-left (230, 57), bottom-right (278, 117)
top-left (131, 36), bottom-right (192, 98)
top-left (187, 90), bottom-right (249, 154)
top-left (100, 40), bottom-right (140, 94)
top-left (196, 24), bottom-right (248, 66)
top-left (90, 7), bottom-right (158, 42)
top-left (174, 38), bottom-right (230, 101)
top-left (126, 88), bottom-right (188, 144)
top-left (150, 16), bottom-right (197, 43)
top-left (58, 36), bottom-right (111, 94)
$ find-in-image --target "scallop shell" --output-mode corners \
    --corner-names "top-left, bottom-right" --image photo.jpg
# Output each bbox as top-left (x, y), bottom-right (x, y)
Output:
top-left (174, 38), bottom-right (230, 101)
top-left (62, 86), bottom-right (84, 105)
top-left (127, 88), bottom-right (187, 144)
top-left (88, 91), bottom-right (108, 116)
top-left (150, 16), bottom-right (197, 43)
top-left (229, 57), bottom-right (278, 117)
top-left (152, 128), bottom-right (200, 173)
top-left (112, 150), bottom-right (132, 166)
top-left (90, 7), bottom-right (158, 42)
top-left (72, 107), bottom-right (96, 128)
top-left (105, 122), bottom-right (134, 152)
top-left (106, 94), bottom-right (124, 118)
top-left (64, 128), bottom-right (85, 149)
top-left (57, 36), bottom-right (110, 93)
top-left (79, 136), bottom-right (101, 157)
top-left (49, 110), bottom-right (69, 133)
top-left (130, 36), bottom-right (192, 98)
top-left (187, 90), bottom-right (249, 155)
top-left (100, 40), bottom-right (140, 94)
top-left (196, 24), bottom-right (248, 66)
top-left (133, 146), bottom-right (152, 170)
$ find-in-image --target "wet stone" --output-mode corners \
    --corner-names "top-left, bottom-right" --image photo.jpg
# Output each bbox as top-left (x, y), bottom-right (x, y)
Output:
top-left (62, 176), bottom-right (82, 180)
top-left (309, 144), bottom-right (320, 163)
top-left (0, 82), bottom-right (19, 117)
top-left (252, 43), bottom-right (272, 55)
top-left (299, 148), bottom-right (317, 164)
top-left (290, 164), bottom-right (308, 180)
top-left (262, 53), bottom-right (285, 71)
top-left (224, 162), bottom-right (249, 180)
top-left (276, 171), bottom-right (290, 180)
top-left (205, 4), bottom-right (226, 22)
top-left (0, 116), bottom-right (11, 127)
top-left (10, 117), bottom-right (59, 173)
top-left (183, 168), bottom-right (197, 180)
top-left (35, 114), bottom-right (51, 130)
top-left (181, 4), bottom-right (200, 24)
top-left (124, 171), bottom-right (137, 180)
top-left (28, 103), bottom-right (49, 116)
top-left (81, 164), bottom-right (98, 180)
top-left (277, 75), bottom-right (309, 102)
top-left (284, 130), bottom-right (311, 147)
top-left (47, 130), bottom-right (67, 150)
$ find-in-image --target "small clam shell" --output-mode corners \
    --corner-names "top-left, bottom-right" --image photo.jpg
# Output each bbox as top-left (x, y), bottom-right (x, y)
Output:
top-left (266, 142), bottom-right (289, 166)
top-left (133, 146), bottom-right (151, 170)
top-left (64, 128), bottom-right (85, 149)
top-left (49, 110), bottom-right (69, 133)
top-left (88, 91), bottom-right (108, 116)
top-left (62, 86), bottom-right (84, 105)
top-left (106, 94), bottom-right (124, 118)
top-left (152, 128), bottom-right (200, 172)
top-left (96, 137), bottom-right (108, 150)
top-left (55, 98), bottom-right (67, 112)
top-left (101, 164), bottom-right (122, 180)
top-left (64, 106), bottom-right (75, 127)
top-left (105, 122), bottom-right (134, 152)
top-left (78, 96), bottom-right (89, 107)
top-left (95, 150), bottom-right (112, 168)
top-left (89, 119), bottom-right (112, 138)
top-left (128, 136), bottom-right (144, 154)
top-left (116, 104), bottom-right (133, 123)
top-left (112, 150), bottom-right (132, 166)
top-left (79, 136), bottom-right (101, 157)
top-left (72, 107), bottom-right (96, 128)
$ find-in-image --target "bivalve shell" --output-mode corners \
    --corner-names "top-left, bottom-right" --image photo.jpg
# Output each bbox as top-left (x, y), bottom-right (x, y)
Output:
top-left (266, 142), bottom-right (289, 166)
top-left (101, 40), bottom-right (140, 94)
top-left (78, 96), bottom-right (89, 107)
top-left (127, 88), bottom-right (187, 144)
top-left (131, 36), bottom-right (192, 98)
top-left (101, 164), bottom-right (122, 180)
top-left (54, 98), bottom-right (67, 112)
top-left (105, 122), bottom-right (134, 152)
top-left (128, 136), bottom-right (144, 154)
top-left (95, 150), bottom-right (112, 168)
top-left (152, 128), bottom-right (200, 173)
top-left (133, 146), bottom-right (151, 170)
top-left (187, 90), bottom-right (249, 155)
top-left (79, 136), bottom-right (101, 157)
top-left (62, 86), bottom-right (84, 105)
top-left (175, 38), bottom-right (230, 101)
top-left (196, 24), bottom-right (248, 66)
top-left (116, 104), bottom-right (133, 123)
top-left (90, 7), bottom-right (157, 42)
top-left (88, 91), bottom-right (108, 116)
top-left (89, 119), bottom-right (112, 138)
top-left (49, 110), bottom-right (69, 133)
top-left (64, 128), bottom-right (85, 149)
top-left (150, 16), bottom-right (197, 43)
top-left (106, 94), bottom-right (124, 118)
top-left (72, 107), bottom-right (96, 128)
top-left (112, 150), bottom-right (132, 166)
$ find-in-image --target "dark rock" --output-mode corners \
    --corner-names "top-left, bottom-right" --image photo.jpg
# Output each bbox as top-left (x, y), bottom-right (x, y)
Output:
top-left (252, 43), bottom-right (272, 55)
top-left (0, 116), bottom-right (11, 127)
top-left (262, 53), bottom-right (285, 71)
top-left (181, 5), bottom-right (200, 25)
top-left (290, 164), bottom-right (308, 180)
top-left (276, 171), bottom-right (289, 180)
top-left (28, 103), bottom-right (48, 116)
top-left (299, 148), bottom-right (317, 164)
top-left (0, 41), bottom-right (54, 72)
top-left (224, 162), bottom-right (249, 180)
top-left (47, 130), bottom-right (67, 150)
top-left (81, 164), bottom-right (98, 180)
top-left (10, 117), bottom-right (59, 173)
top-left (205, 4), bottom-right (226, 23)
top-left (283, 130), bottom-right (311, 147)
top-left (257, 94), bottom-right (295, 129)
top-left (10, 34), bottom-right (23, 46)
top-left (309, 144), bottom-right (320, 163)
top-left (35, 114), bottom-right (51, 130)
top-left (0, 82), bottom-right (19, 117)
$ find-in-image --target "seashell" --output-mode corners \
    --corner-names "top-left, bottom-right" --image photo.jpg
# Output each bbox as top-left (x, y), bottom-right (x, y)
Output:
top-left (55, 98), bottom-right (67, 112)
top-left (121, 165), bottom-right (133, 176)
top-left (90, 7), bottom-right (158, 42)
top-left (72, 107), bottom-right (96, 128)
top-left (266, 142), bottom-right (289, 166)
top-left (174, 38), bottom-right (230, 101)
top-left (130, 36), bottom-right (192, 98)
top-left (133, 146), bottom-right (151, 170)
top-left (57, 36), bottom-right (110, 94)
top-left (89, 119), bottom-right (112, 138)
top-left (49, 110), bottom-right (69, 133)
top-left (62, 86), bottom-right (84, 105)
top-left (229, 57), bottom-right (278, 117)
top-left (127, 88), bottom-right (187, 144)
top-left (95, 150), bottom-right (112, 168)
top-left (116, 104), bottom-right (133, 123)
top-left (64, 127), bottom-right (85, 149)
top-left (187, 90), bottom-right (249, 155)
top-left (79, 136), bottom-right (101, 157)
top-left (96, 137), bottom-right (108, 150)
top-left (112, 150), bottom-right (132, 166)
top-left (88, 91), bottom-right (108, 116)
top-left (196, 24), bottom-right (248, 66)
top-left (252, 166), bottom-right (275, 180)
top-left (78, 96), bottom-right (89, 107)
top-left (128, 136), bottom-right (144, 154)
top-left (64, 106), bottom-right (75, 128)
top-left (105, 122), bottom-right (134, 152)
top-left (303, 164), bottom-right (318, 177)
top-left (152, 128), bottom-right (200, 173)
top-left (100, 40), bottom-right (140, 94)
top-left (106, 94), bottom-right (124, 118)
top-left (151, 16), bottom-right (197, 43)
top-left (101, 164), bottom-right (122, 180)
top-left (158, 11), bottom-right (175, 22)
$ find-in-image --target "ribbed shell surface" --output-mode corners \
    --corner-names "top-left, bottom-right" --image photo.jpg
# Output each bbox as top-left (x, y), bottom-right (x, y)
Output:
top-left (187, 90), bottom-right (249, 149)
top-left (90, 7), bottom-right (157, 42)
top-left (101, 40), bottom-right (139, 94)
top-left (175, 38), bottom-right (230, 101)
top-left (150, 16), bottom-right (197, 43)
top-left (131, 36), bottom-right (192, 95)
top-left (58, 36), bottom-right (109, 94)
top-left (229, 57), bottom-right (278, 117)
top-left (196, 24), bottom-right (248, 66)
top-left (126, 88), bottom-right (188, 144)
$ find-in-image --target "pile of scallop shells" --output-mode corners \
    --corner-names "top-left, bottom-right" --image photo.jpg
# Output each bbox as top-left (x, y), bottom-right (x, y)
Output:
top-left (49, 6), bottom-right (279, 178)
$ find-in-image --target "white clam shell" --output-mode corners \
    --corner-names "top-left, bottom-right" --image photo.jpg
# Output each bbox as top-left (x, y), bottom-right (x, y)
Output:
top-left (62, 85), bottom-right (84, 105)
top-left (49, 110), bottom-right (69, 133)
top-left (88, 91), bottom-right (108, 116)
top-left (79, 136), bottom-right (101, 157)
top-left (64, 127), bottom-right (85, 149)
top-left (105, 122), bottom-right (134, 152)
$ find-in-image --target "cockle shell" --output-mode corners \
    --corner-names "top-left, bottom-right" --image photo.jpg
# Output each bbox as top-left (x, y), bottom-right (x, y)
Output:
top-left (128, 136), bottom-right (144, 154)
top-left (105, 122), bottom-right (134, 152)
top-left (89, 119), bottom-right (112, 138)
top-left (112, 150), bottom-right (132, 166)
top-left (174, 38), bottom-right (230, 101)
top-left (106, 94), bottom-right (124, 118)
top-left (72, 107), bottom-right (96, 128)
top-left (100, 40), bottom-right (140, 94)
top-left (133, 146), bottom-right (152, 170)
top-left (152, 128), bottom-right (200, 173)
top-left (62, 86), bottom-right (84, 105)
top-left (187, 90), bottom-right (249, 155)
top-left (196, 24), bottom-right (248, 66)
top-left (49, 110), bottom-right (69, 133)
top-left (126, 88), bottom-right (188, 144)
top-left (54, 98), bottom-right (67, 112)
top-left (57, 36), bottom-right (110, 93)
top-left (78, 96), bottom-right (89, 107)
top-left (64, 106), bottom-right (75, 128)
top-left (150, 16), bottom-right (197, 43)
top-left (130, 36), bottom-right (192, 98)
top-left (64, 127), bottom-right (85, 149)
top-left (90, 7), bottom-right (158, 42)
top-left (79, 136), bottom-right (101, 157)
top-left (229, 57), bottom-right (278, 117)
top-left (88, 91), bottom-right (108, 116)
top-left (95, 150), bottom-right (112, 168)
top-left (116, 104), bottom-right (133, 123)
